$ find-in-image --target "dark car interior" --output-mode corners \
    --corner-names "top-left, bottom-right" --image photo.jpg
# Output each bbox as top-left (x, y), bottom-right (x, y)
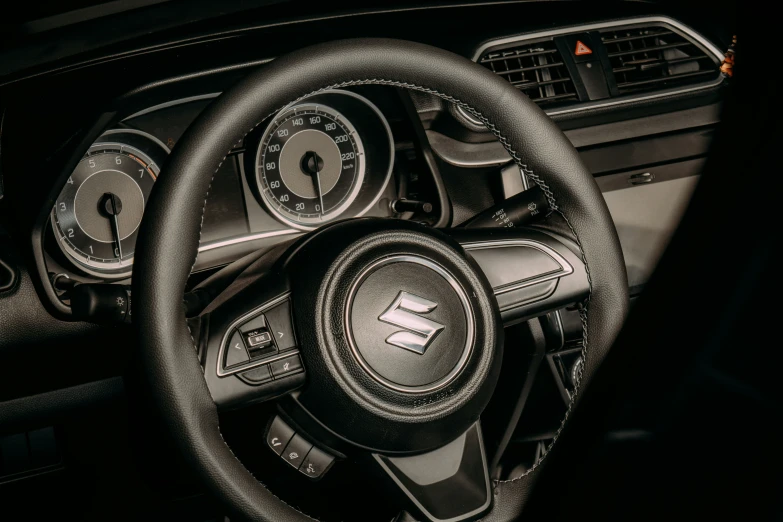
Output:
top-left (2, 1), bottom-right (777, 521)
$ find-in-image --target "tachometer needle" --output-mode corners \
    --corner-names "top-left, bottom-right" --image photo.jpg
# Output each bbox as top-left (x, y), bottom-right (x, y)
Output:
top-left (111, 211), bottom-right (123, 260)
top-left (102, 193), bottom-right (124, 260)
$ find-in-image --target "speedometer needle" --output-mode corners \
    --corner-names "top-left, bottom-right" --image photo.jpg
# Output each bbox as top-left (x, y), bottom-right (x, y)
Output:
top-left (102, 193), bottom-right (124, 260)
top-left (303, 151), bottom-right (325, 216)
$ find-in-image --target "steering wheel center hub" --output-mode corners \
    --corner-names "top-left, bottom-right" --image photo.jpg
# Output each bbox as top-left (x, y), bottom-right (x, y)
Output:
top-left (346, 254), bottom-right (474, 393)
top-left (283, 219), bottom-right (502, 453)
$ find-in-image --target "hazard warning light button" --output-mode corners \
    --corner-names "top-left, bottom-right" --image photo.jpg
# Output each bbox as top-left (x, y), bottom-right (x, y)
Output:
top-left (563, 33), bottom-right (598, 63)
top-left (575, 40), bottom-right (592, 56)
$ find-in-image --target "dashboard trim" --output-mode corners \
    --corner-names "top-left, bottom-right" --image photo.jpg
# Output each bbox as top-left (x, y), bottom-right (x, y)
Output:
top-left (123, 93), bottom-right (220, 121)
top-left (102, 127), bottom-right (172, 153)
top-left (198, 229), bottom-right (299, 253)
top-left (462, 239), bottom-right (574, 295)
top-left (459, 16), bottom-right (726, 121)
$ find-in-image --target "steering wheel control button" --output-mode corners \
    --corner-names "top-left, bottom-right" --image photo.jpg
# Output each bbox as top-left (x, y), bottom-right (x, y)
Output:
top-left (270, 354), bottom-right (304, 379)
top-left (346, 255), bottom-right (474, 393)
top-left (264, 300), bottom-right (297, 351)
top-left (266, 416), bottom-right (296, 456)
top-left (225, 330), bottom-right (250, 368)
top-left (246, 329), bottom-right (272, 348)
top-left (238, 364), bottom-right (272, 385)
top-left (239, 313), bottom-right (266, 334)
top-left (299, 446), bottom-right (335, 480)
top-left (282, 434), bottom-right (312, 469)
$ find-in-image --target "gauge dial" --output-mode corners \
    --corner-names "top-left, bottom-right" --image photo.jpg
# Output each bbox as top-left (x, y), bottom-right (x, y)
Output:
top-left (52, 129), bottom-right (168, 278)
top-left (256, 103), bottom-right (365, 229)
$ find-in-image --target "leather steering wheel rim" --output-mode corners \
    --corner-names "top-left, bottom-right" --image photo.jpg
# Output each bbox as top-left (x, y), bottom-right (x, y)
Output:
top-left (133, 38), bottom-right (629, 521)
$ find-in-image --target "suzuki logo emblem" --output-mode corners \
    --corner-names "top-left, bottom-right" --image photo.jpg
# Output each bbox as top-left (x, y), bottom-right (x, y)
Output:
top-left (379, 292), bottom-right (445, 355)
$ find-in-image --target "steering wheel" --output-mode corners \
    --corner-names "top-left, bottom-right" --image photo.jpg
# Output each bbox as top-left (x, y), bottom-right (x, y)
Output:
top-left (133, 39), bottom-right (628, 522)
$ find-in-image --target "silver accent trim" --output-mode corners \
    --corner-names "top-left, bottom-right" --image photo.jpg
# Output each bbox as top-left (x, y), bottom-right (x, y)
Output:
top-left (216, 293), bottom-right (296, 377)
top-left (197, 229), bottom-right (299, 253)
top-left (458, 106), bottom-right (484, 127)
top-left (461, 16), bottom-right (725, 120)
top-left (123, 93), bottom-right (221, 121)
top-left (472, 16), bottom-right (723, 62)
top-left (462, 239), bottom-right (574, 295)
top-left (500, 163), bottom-right (529, 198)
top-left (344, 255), bottom-right (476, 395)
top-left (98, 128), bottom-right (172, 154)
top-left (553, 309), bottom-right (565, 349)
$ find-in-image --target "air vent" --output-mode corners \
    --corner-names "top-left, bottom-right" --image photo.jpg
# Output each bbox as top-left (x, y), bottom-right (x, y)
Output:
top-left (479, 41), bottom-right (577, 106)
top-left (601, 25), bottom-right (721, 95)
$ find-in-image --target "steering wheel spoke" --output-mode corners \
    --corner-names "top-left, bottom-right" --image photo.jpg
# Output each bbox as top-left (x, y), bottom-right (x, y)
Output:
top-left (374, 422), bottom-right (491, 522)
top-left (448, 228), bottom-right (590, 326)
top-left (198, 255), bottom-right (307, 410)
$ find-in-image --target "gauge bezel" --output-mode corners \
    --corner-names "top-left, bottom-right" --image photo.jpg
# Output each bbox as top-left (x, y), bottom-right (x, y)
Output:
top-left (50, 129), bottom-right (169, 279)
top-left (256, 102), bottom-right (366, 228)
top-left (251, 90), bottom-right (394, 231)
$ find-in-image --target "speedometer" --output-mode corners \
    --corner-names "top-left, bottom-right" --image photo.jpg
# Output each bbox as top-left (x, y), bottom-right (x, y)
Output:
top-left (256, 103), bottom-right (364, 228)
top-left (253, 90), bottom-right (394, 230)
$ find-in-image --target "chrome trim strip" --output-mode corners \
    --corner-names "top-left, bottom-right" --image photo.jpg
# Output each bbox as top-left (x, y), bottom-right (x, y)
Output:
top-left (98, 128), bottom-right (172, 153)
top-left (123, 93), bottom-right (221, 121)
top-left (464, 16), bottom-right (725, 118)
top-left (462, 239), bottom-right (574, 295)
top-left (459, 107), bottom-right (485, 127)
top-left (547, 77), bottom-right (725, 117)
top-left (216, 293), bottom-right (295, 377)
top-left (197, 229), bottom-right (300, 253)
top-left (344, 255), bottom-right (476, 395)
top-left (472, 16), bottom-right (723, 62)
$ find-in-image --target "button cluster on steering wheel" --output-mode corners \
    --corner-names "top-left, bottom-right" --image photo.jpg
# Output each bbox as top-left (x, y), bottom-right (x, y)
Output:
top-left (219, 297), bottom-right (303, 387)
top-left (266, 416), bottom-right (336, 480)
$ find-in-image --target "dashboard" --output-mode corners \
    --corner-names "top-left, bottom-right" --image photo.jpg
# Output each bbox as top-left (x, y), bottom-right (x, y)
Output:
top-left (14, 6), bottom-right (726, 313)
top-left (0, 2), bottom-right (734, 517)
top-left (0, 0), bottom-right (731, 375)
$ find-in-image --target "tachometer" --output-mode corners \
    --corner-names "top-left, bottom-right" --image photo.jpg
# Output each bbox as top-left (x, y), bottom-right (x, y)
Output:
top-left (51, 129), bottom-right (169, 278)
top-left (253, 90), bottom-right (394, 230)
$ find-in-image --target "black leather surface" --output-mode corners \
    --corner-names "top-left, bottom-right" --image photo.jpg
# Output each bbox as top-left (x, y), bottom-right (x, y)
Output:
top-left (133, 39), bottom-right (628, 521)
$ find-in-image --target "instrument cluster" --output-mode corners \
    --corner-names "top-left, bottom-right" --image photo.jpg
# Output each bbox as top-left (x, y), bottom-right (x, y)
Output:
top-left (47, 88), bottom-right (430, 281)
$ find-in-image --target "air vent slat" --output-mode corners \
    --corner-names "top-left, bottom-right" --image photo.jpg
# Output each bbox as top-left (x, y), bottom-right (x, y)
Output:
top-left (607, 41), bottom-right (693, 58)
top-left (478, 40), bottom-right (577, 108)
top-left (523, 92), bottom-right (578, 102)
top-left (503, 62), bottom-right (565, 75)
top-left (479, 49), bottom-right (557, 63)
top-left (615, 69), bottom-right (717, 89)
top-left (511, 77), bottom-right (572, 88)
top-left (614, 55), bottom-right (713, 73)
top-left (601, 30), bottom-right (673, 44)
top-left (601, 24), bottom-right (721, 95)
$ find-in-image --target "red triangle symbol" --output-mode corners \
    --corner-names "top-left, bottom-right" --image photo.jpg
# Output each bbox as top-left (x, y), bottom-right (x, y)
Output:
top-left (575, 40), bottom-right (593, 56)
